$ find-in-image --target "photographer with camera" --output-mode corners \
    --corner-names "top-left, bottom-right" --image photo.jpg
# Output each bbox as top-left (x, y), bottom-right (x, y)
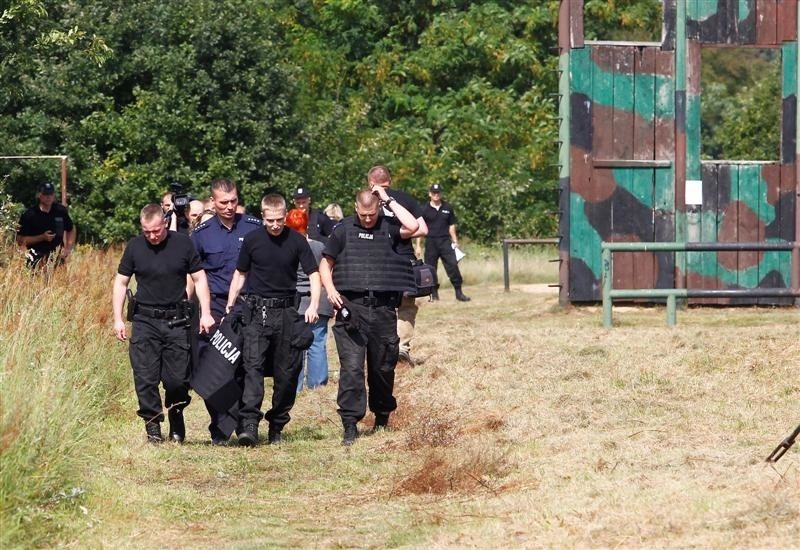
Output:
top-left (16, 182), bottom-right (76, 269)
top-left (319, 187), bottom-right (419, 445)
top-left (161, 183), bottom-right (192, 234)
top-left (112, 203), bottom-right (215, 444)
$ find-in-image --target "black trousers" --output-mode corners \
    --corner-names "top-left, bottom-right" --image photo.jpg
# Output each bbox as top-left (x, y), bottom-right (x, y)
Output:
top-left (333, 302), bottom-right (399, 425)
top-left (425, 236), bottom-right (463, 287)
top-left (129, 314), bottom-right (192, 422)
top-left (239, 306), bottom-right (303, 430)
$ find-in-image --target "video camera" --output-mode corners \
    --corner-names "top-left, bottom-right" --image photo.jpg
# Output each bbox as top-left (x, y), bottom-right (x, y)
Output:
top-left (170, 182), bottom-right (190, 216)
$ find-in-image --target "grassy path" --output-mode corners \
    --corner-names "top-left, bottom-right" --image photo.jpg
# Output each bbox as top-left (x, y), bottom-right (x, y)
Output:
top-left (57, 287), bottom-right (800, 547)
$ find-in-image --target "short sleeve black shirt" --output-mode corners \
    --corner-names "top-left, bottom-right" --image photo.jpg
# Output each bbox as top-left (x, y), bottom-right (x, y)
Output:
top-left (236, 227), bottom-right (318, 297)
top-left (117, 231), bottom-right (202, 305)
top-left (383, 188), bottom-right (423, 258)
top-left (422, 201), bottom-right (457, 238)
top-left (17, 203), bottom-right (74, 254)
top-left (307, 208), bottom-right (334, 242)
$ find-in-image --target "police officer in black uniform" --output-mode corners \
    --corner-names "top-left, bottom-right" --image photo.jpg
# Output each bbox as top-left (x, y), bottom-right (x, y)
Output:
top-left (191, 178), bottom-right (262, 444)
top-left (366, 165), bottom-right (428, 365)
top-left (420, 183), bottom-right (470, 301)
top-left (319, 187), bottom-right (420, 445)
top-left (292, 186), bottom-right (335, 243)
top-left (112, 204), bottom-right (215, 443)
top-left (16, 182), bottom-right (76, 268)
top-left (225, 194), bottom-right (321, 446)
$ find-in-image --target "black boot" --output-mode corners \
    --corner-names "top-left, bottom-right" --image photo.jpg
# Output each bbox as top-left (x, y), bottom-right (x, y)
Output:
top-left (454, 287), bottom-right (471, 302)
top-left (342, 423), bottom-right (358, 446)
top-left (372, 414), bottom-right (389, 433)
top-left (430, 288), bottom-right (439, 302)
top-left (145, 421), bottom-right (163, 444)
top-left (267, 425), bottom-right (282, 445)
top-left (168, 408), bottom-right (185, 443)
top-left (238, 422), bottom-right (259, 447)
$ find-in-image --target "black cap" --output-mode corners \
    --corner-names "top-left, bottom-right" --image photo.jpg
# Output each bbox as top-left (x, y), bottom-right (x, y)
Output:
top-left (38, 182), bottom-right (55, 195)
top-left (429, 184), bottom-right (442, 193)
top-left (293, 186), bottom-right (310, 199)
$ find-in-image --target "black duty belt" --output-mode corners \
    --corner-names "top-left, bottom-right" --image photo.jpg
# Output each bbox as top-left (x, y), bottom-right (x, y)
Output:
top-left (342, 291), bottom-right (398, 307)
top-left (241, 295), bottom-right (296, 308)
top-left (135, 304), bottom-right (179, 319)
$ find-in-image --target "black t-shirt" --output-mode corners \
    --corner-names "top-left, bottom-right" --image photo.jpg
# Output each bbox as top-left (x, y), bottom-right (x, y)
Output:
top-left (117, 231), bottom-right (202, 305)
top-left (383, 188), bottom-right (423, 259)
top-left (308, 208), bottom-right (334, 242)
top-left (236, 227), bottom-right (318, 297)
top-left (17, 203), bottom-right (74, 254)
top-left (422, 201), bottom-right (457, 238)
top-left (323, 215), bottom-right (403, 260)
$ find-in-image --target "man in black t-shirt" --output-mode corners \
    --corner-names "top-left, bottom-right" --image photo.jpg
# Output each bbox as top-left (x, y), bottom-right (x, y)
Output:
top-left (16, 182), bottom-right (76, 268)
top-left (112, 204), bottom-right (215, 443)
top-left (366, 165), bottom-right (428, 365)
top-left (292, 186), bottom-right (334, 243)
top-left (226, 194), bottom-right (321, 446)
top-left (419, 183), bottom-right (470, 302)
top-left (320, 187), bottom-right (419, 445)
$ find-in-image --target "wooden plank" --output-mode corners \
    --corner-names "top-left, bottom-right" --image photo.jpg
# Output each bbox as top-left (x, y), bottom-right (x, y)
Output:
top-left (717, 164), bottom-right (740, 285)
top-left (777, 0), bottom-right (798, 42)
top-left (613, 47), bottom-right (635, 160)
top-left (610, 169), bottom-right (636, 292)
top-left (571, 0), bottom-right (584, 48)
top-left (630, 169), bottom-right (657, 291)
top-left (592, 46), bottom-right (615, 160)
top-left (756, 0), bottom-right (778, 45)
top-left (701, 163), bottom-right (720, 302)
top-left (633, 47), bottom-right (656, 161)
top-left (654, 50), bottom-right (675, 161)
top-left (737, 164), bottom-right (763, 288)
top-left (593, 159), bottom-right (671, 168)
top-left (780, 164), bottom-right (796, 240)
top-left (653, 166), bottom-right (676, 289)
top-left (760, 163), bottom-right (783, 303)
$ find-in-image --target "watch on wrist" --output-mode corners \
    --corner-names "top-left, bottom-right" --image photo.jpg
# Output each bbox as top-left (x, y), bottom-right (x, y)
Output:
top-left (383, 197), bottom-right (395, 207)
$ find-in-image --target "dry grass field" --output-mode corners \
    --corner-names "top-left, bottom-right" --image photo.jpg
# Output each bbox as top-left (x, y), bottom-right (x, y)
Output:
top-left (2, 244), bottom-right (799, 548)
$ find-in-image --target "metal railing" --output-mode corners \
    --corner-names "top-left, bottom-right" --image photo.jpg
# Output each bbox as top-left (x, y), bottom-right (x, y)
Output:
top-left (501, 238), bottom-right (560, 291)
top-left (602, 241), bottom-right (800, 327)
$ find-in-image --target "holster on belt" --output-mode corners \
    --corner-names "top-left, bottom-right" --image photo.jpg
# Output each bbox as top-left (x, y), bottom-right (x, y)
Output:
top-left (126, 289), bottom-right (137, 322)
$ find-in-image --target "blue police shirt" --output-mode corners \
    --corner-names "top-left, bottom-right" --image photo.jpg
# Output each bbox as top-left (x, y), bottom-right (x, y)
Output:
top-left (190, 213), bottom-right (262, 295)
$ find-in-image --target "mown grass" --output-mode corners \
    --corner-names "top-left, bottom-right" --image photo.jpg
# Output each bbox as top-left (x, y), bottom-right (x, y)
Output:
top-left (2, 241), bottom-right (798, 548)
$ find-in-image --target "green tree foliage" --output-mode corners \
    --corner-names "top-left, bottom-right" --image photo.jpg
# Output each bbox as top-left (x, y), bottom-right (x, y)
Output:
top-left (8, 0), bottom-right (772, 244)
top-left (2, 0), bottom-right (302, 242)
top-left (278, 1), bottom-right (561, 242)
top-left (701, 48), bottom-right (781, 161)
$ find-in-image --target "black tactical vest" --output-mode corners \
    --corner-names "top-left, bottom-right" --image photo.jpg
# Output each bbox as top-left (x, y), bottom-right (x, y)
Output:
top-left (332, 216), bottom-right (414, 292)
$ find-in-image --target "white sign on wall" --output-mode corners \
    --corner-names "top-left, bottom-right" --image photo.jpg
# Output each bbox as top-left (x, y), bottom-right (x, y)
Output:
top-left (685, 179), bottom-right (703, 205)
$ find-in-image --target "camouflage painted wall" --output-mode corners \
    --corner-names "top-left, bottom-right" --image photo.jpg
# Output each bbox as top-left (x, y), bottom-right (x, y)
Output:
top-left (559, 0), bottom-right (798, 304)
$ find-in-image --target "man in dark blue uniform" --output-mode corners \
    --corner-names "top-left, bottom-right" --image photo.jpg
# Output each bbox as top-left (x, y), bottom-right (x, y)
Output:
top-left (16, 182), bottom-right (76, 268)
top-left (226, 194), bottom-right (321, 446)
top-left (292, 186), bottom-right (334, 243)
top-left (320, 187), bottom-right (419, 445)
top-left (112, 204), bottom-right (215, 443)
top-left (420, 183), bottom-right (470, 302)
top-left (190, 178), bottom-right (262, 444)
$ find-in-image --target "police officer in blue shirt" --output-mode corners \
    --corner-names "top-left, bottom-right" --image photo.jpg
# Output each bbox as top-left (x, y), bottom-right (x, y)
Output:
top-left (190, 178), bottom-right (262, 443)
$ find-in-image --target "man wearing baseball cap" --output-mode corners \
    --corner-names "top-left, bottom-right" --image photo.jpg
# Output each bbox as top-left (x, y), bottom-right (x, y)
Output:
top-left (419, 183), bottom-right (470, 302)
top-left (292, 186), bottom-right (334, 243)
top-left (16, 182), bottom-right (76, 268)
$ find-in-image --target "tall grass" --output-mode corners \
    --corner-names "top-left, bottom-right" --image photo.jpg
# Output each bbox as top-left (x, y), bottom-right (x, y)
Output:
top-left (440, 242), bottom-right (558, 288)
top-left (0, 240), bottom-right (128, 547)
